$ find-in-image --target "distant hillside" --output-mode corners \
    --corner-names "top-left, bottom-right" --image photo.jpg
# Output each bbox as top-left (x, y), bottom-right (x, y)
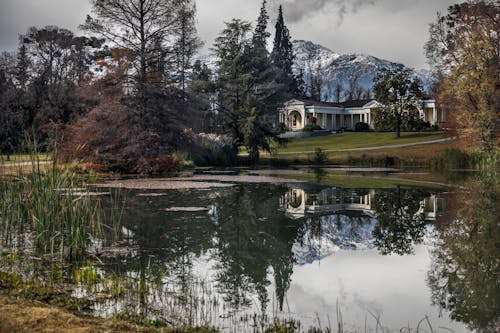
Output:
top-left (292, 40), bottom-right (433, 102)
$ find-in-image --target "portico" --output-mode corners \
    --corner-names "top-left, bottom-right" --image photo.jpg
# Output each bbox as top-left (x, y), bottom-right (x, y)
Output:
top-left (279, 98), bottom-right (442, 132)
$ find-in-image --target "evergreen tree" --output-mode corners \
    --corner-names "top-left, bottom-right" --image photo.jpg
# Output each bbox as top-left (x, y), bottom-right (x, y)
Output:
top-left (15, 42), bottom-right (30, 90)
top-left (188, 60), bottom-right (216, 132)
top-left (252, 0), bottom-right (270, 50)
top-left (271, 5), bottom-right (297, 94)
top-left (296, 68), bottom-right (307, 98)
top-left (214, 18), bottom-right (283, 163)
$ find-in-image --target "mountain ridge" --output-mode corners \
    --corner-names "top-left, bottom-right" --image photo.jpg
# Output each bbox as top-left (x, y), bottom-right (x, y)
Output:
top-left (292, 39), bottom-right (433, 102)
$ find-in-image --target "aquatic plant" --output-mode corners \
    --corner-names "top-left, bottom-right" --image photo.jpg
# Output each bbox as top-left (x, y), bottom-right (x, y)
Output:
top-left (0, 145), bottom-right (118, 259)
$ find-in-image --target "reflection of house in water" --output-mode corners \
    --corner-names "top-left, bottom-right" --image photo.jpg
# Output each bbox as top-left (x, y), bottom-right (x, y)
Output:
top-left (280, 188), bottom-right (444, 221)
top-left (280, 188), bottom-right (376, 219)
top-left (420, 194), bottom-right (445, 221)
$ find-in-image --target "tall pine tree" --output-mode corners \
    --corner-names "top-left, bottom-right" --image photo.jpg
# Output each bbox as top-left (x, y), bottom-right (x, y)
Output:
top-left (271, 5), bottom-right (297, 94)
top-left (214, 12), bottom-right (283, 163)
top-left (252, 0), bottom-right (270, 50)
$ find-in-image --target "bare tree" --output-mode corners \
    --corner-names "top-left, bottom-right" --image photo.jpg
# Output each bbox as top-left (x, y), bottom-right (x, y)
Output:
top-left (174, 0), bottom-right (202, 92)
top-left (346, 72), bottom-right (360, 101)
top-left (310, 63), bottom-right (323, 101)
top-left (81, 0), bottom-right (181, 88)
top-left (333, 82), bottom-right (342, 103)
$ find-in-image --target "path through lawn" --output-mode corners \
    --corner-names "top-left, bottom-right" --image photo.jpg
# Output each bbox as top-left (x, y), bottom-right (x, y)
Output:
top-left (274, 132), bottom-right (446, 154)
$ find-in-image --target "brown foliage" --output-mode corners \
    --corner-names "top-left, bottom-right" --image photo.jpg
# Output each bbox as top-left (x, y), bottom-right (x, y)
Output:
top-left (59, 59), bottom-right (198, 173)
top-left (426, 1), bottom-right (500, 152)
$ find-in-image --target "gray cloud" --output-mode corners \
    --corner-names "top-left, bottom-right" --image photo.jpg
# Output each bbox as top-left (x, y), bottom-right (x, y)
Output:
top-left (0, 0), bottom-right (457, 69)
top-left (269, 0), bottom-right (380, 25)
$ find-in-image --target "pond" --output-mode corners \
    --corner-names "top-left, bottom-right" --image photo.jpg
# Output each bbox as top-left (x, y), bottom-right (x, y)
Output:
top-left (1, 171), bottom-right (498, 332)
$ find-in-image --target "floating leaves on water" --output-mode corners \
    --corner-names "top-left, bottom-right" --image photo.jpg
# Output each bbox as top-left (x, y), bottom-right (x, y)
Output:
top-left (163, 207), bottom-right (210, 212)
top-left (96, 179), bottom-right (236, 190)
top-left (136, 193), bottom-right (168, 197)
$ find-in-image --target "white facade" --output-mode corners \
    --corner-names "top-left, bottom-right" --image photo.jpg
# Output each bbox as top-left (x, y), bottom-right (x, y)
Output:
top-left (279, 188), bottom-right (444, 221)
top-left (279, 98), bottom-right (442, 132)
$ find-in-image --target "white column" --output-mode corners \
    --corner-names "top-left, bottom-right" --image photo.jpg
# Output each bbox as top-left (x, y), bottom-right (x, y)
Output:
top-left (367, 113), bottom-right (371, 128)
top-left (322, 113), bottom-right (326, 128)
top-left (333, 115), bottom-right (337, 129)
top-left (433, 107), bottom-right (438, 125)
top-left (351, 114), bottom-right (354, 129)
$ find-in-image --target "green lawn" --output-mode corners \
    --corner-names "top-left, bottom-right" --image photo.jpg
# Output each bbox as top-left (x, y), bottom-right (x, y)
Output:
top-left (273, 132), bottom-right (445, 153)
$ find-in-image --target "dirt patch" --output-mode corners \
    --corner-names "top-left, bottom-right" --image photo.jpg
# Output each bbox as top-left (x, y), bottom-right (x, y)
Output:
top-left (0, 294), bottom-right (154, 333)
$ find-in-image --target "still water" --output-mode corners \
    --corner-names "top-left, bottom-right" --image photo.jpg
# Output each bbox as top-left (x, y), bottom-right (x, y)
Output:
top-left (1, 174), bottom-right (498, 332)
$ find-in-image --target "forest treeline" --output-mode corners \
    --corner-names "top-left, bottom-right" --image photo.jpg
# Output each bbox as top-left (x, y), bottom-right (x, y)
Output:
top-left (0, 0), bottom-right (302, 171)
top-left (0, 0), bottom-right (498, 171)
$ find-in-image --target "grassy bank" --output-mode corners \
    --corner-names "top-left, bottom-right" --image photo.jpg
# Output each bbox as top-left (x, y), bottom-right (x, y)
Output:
top-left (260, 139), bottom-right (458, 168)
top-left (0, 271), bottom-right (215, 333)
top-left (273, 132), bottom-right (445, 153)
top-left (245, 131), bottom-right (448, 168)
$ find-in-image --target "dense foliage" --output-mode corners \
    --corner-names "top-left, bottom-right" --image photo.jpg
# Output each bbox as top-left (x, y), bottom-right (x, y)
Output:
top-left (373, 68), bottom-right (426, 136)
top-left (0, 0), bottom-right (299, 169)
top-left (425, 0), bottom-right (499, 152)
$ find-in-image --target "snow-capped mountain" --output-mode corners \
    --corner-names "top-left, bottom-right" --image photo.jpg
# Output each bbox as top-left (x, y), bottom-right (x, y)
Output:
top-left (292, 40), bottom-right (433, 102)
top-left (293, 213), bottom-right (377, 265)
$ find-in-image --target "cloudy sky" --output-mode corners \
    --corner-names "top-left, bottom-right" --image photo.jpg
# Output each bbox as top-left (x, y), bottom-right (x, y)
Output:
top-left (0, 0), bottom-right (457, 69)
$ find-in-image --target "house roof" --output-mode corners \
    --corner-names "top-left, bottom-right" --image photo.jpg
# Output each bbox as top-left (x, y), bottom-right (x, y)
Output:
top-left (296, 98), bottom-right (376, 109)
top-left (339, 99), bottom-right (376, 108)
top-left (295, 99), bottom-right (343, 108)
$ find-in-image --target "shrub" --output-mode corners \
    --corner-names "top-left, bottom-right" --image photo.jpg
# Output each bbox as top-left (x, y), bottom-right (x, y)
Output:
top-left (430, 148), bottom-right (476, 171)
top-left (171, 151), bottom-right (195, 169)
top-left (310, 148), bottom-right (328, 165)
top-left (302, 124), bottom-right (322, 132)
top-left (191, 133), bottom-right (238, 166)
top-left (150, 155), bottom-right (181, 174)
top-left (355, 122), bottom-right (370, 132)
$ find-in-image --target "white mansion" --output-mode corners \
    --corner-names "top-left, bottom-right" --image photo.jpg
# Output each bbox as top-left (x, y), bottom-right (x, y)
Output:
top-left (279, 98), bottom-right (442, 131)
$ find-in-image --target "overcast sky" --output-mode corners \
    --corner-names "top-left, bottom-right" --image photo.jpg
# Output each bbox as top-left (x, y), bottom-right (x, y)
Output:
top-left (0, 0), bottom-right (457, 69)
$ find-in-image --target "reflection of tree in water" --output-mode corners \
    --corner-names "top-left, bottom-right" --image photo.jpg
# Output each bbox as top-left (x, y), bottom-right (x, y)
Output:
top-left (102, 189), bottom-right (220, 319)
top-left (428, 173), bottom-right (499, 332)
top-left (372, 187), bottom-right (429, 255)
top-left (214, 185), bottom-right (302, 312)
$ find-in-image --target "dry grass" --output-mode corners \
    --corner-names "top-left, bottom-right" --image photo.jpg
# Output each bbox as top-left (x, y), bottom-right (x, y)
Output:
top-left (0, 294), bottom-right (156, 333)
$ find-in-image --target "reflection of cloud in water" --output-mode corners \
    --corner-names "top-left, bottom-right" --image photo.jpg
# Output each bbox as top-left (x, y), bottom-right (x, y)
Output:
top-left (285, 246), bottom-right (470, 332)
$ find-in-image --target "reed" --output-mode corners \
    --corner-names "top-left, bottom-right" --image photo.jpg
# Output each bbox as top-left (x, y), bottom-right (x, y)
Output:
top-left (0, 144), bottom-right (113, 260)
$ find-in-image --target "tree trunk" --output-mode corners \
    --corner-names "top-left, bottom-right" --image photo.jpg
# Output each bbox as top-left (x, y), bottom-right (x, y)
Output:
top-left (396, 112), bottom-right (401, 138)
top-left (248, 147), bottom-right (259, 165)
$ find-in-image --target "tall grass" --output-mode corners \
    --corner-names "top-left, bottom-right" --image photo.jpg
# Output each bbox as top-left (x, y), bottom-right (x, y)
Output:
top-left (0, 145), bottom-right (113, 259)
top-left (430, 148), bottom-right (500, 172)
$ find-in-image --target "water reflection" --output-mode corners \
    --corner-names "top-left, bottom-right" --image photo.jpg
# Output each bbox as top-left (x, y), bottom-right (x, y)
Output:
top-left (96, 184), bottom-right (451, 329)
top-left (1, 179), bottom-right (492, 332)
top-left (428, 173), bottom-right (499, 332)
